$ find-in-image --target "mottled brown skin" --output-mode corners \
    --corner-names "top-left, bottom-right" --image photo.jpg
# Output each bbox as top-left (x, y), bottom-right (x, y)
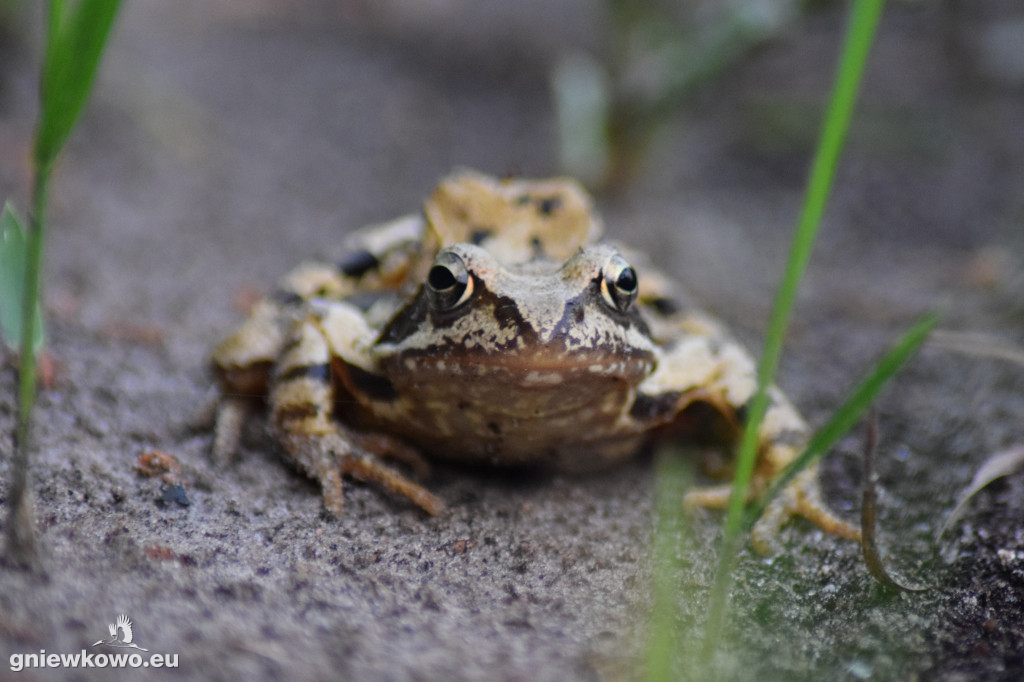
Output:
top-left (210, 170), bottom-right (859, 554)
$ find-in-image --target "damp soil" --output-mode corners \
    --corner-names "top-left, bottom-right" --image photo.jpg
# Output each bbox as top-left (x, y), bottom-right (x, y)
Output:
top-left (1, 1), bottom-right (1023, 680)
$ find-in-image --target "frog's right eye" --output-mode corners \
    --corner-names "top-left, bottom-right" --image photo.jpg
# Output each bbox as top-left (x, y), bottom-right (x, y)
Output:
top-left (427, 251), bottom-right (474, 311)
top-left (600, 254), bottom-right (638, 313)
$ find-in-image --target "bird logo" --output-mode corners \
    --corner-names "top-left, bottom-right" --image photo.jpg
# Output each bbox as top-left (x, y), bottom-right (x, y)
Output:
top-left (92, 614), bottom-right (149, 651)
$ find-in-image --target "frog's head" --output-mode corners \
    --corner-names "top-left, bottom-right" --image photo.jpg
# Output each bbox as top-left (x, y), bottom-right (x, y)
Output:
top-left (374, 242), bottom-right (656, 382)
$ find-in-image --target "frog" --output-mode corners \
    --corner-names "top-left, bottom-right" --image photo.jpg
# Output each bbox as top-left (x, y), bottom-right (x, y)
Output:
top-left (209, 170), bottom-right (860, 554)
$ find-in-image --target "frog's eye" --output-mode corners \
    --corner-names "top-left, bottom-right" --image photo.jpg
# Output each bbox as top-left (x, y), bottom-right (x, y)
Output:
top-left (427, 251), bottom-right (474, 311)
top-left (600, 255), bottom-right (638, 313)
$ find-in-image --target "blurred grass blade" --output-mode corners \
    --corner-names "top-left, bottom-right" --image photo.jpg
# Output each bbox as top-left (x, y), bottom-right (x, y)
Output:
top-left (0, 203), bottom-right (44, 352)
top-left (34, 0), bottom-right (122, 170)
top-left (644, 446), bottom-right (695, 682)
top-left (750, 312), bottom-right (939, 523)
top-left (552, 52), bottom-right (611, 188)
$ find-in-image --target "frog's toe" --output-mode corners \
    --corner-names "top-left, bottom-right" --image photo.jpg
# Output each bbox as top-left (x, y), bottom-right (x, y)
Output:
top-left (212, 396), bottom-right (251, 467)
top-left (339, 454), bottom-right (445, 516)
top-left (681, 483), bottom-right (734, 512)
top-left (791, 469), bottom-right (861, 542)
top-left (750, 487), bottom-right (796, 555)
top-left (752, 468), bottom-right (860, 555)
top-left (351, 432), bottom-right (433, 479)
top-left (284, 431), bottom-right (445, 517)
top-left (319, 465), bottom-right (346, 517)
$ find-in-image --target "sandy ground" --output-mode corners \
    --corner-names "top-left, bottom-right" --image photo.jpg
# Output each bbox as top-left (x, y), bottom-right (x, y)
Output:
top-left (1, 1), bottom-right (1023, 680)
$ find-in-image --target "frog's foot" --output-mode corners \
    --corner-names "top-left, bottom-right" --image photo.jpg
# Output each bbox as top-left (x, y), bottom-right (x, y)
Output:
top-left (211, 396), bottom-right (253, 467)
top-left (278, 430), bottom-right (444, 517)
top-left (751, 468), bottom-right (860, 554)
top-left (189, 388), bottom-right (252, 467)
top-left (682, 468), bottom-right (860, 555)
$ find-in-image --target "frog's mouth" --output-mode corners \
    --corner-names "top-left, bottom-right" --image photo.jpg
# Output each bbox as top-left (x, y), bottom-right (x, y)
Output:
top-left (390, 347), bottom-right (655, 387)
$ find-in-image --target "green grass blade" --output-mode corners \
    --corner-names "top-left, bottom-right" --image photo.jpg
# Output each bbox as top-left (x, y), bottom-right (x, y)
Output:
top-left (34, 0), bottom-right (122, 170)
top-left (0, 203), bottom-right (44, 352)
top-left (722, 0), bottom-right (887, 544)
top-left (748, 312), bottom-right (939, 526)
top-left (702, 0), bottom-right (887, 656)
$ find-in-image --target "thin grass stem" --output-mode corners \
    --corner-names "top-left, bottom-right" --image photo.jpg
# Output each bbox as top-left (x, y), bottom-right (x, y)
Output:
top-left (644, 447), bottom-right (694, 682)
top-left (6, 169), bottom-right (49, 563)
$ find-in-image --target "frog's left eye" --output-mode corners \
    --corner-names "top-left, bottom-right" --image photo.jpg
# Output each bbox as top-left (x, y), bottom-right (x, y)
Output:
top-left (427, 251), bottom-right (474, 311)
top-left (600, 255), bottom-right (638, 313)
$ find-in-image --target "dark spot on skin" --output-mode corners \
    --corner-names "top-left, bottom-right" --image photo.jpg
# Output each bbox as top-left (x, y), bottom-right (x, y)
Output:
top-left (279, 363), bottom-right (331, 384)
top-left (337, 250), bottom-right (380, 278)
top-left (344, 363), bottom-right (398, 402)
top-left (271, 289), bottom-right (304, 306)
top-left (470, 228), bottom-right (491, 245)
top-left (514, 194), bottom-right (532, 205)
top-left (630, 391), bottom-right (682, 421)
top-left (281, 336), bottom-right (304, 356)
top-left (492, 294), bottom-right (532, 336)
top-left (650, 296), bottom-right (681, 316)
top-left (487, 422), bottom-right (502, 436)
top-left (565, 298), bottom-right (585, 325)
top-left (530, 236), bottom-right (543, 252)
top-left (537, 196), bottom-right (562, 216)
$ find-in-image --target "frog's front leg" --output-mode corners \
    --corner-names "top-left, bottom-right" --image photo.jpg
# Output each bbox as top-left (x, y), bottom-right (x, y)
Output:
top-left (209, 262), bottom-right (359, 466)
top-left (209, 235), bottom-right (420, 465)
top-left (637, 330), bottom-right (860, 554)
top-left (210, 298), bottom-right (289, 466)
top-left (270, 309), bottom-right (443, 516)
